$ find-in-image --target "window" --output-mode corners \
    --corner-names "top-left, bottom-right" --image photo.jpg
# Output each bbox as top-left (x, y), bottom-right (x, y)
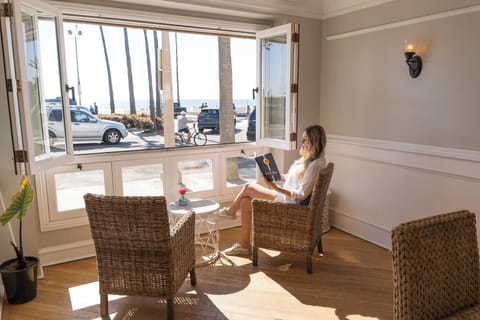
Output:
top-left (256, 23), bottom-right (299, 150)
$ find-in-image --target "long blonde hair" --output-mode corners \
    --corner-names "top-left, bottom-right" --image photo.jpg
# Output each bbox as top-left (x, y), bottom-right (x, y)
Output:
top-left (297, 125), bottom-right (326, 178)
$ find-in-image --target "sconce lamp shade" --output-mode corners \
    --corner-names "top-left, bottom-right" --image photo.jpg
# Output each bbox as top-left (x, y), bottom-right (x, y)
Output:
top-left (403, 40), bottom-right (422, 78)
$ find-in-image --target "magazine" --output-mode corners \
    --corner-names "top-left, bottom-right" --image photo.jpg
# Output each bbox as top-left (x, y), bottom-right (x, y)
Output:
top-left (255, 153), bottom-right (281, 181)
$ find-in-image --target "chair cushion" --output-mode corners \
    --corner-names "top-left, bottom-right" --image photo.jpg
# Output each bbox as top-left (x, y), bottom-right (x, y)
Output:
top-left (298, 194), bottom-right (311, 206)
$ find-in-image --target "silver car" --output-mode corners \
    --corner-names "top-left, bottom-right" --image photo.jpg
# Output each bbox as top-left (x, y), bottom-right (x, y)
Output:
top-left (47, 106), bottom-right (128, 144)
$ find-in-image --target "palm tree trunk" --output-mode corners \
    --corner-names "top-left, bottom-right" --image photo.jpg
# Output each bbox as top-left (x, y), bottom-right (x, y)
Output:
top-left (99, 26), bottom-right (115, 114)
top-left (124, 27), bottom-right (136, 114)
top-left (144, 30), bottom-right (155, 128)
top-left (154, 31), bottom-right (162, 116)
top-left (218, 36), bottom-right (235, 143)
top-left (218, 36), bottom-right (238, 179)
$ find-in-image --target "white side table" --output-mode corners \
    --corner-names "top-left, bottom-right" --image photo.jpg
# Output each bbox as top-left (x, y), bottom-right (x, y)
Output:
top-left (168, 198), bottom-right (220, 266)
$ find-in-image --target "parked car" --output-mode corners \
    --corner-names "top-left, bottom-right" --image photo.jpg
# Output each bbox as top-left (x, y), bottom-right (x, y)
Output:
top-left (197, 108), bottom-right (236, 133)
top-left (246, 108), bottom-right (256, 141)
top-left (174, 102), bottom-right (186, 116)
top-left (47, 106), bottom-right (128, 144)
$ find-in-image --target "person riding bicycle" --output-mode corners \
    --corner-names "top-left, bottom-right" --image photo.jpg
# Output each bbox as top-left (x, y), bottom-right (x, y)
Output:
top-left (177, 111), bottom-right (193, 143)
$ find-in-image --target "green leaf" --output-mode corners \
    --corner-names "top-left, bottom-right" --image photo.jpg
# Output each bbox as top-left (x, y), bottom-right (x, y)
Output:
top-left (0, 176), bottom-right (34, 226)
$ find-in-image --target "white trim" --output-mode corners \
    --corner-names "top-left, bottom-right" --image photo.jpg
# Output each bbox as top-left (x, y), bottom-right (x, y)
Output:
top-left (49, 1), bottom-right (270, 35)
top-left (38, 240), bottom-right (96, 267)
top-left (328, 134), bottom-right (480, 180)
top-left (0, 279), bottom-right (3, 318)
top-left (38, 220), bottom-right (240, 266)
top-left (326, 4), bottom-right (480, 40)
top-left (326, 135), bottom-right (480, 249)
top-left (330, 208), bottom-right (391, 250)
top-left (322, 0), bottom-right (394, 19)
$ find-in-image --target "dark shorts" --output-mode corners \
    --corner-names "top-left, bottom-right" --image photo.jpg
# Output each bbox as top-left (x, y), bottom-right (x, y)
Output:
top-left (178, 128), bottom-right (189, 134)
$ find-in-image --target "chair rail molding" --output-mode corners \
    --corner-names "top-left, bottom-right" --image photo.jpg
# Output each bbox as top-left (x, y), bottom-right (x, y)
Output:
top-left (326, 135), bottom-right (480, 249)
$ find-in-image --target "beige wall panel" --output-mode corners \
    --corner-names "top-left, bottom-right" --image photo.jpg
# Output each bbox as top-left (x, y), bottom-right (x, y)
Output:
top-left (321, 2), bottom-right (480, 151)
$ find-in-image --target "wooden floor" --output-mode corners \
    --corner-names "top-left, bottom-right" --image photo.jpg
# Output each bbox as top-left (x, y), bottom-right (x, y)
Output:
top-left (2, 227), bottom-right (393, 320)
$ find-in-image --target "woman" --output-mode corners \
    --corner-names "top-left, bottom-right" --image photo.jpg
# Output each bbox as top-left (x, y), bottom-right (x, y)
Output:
top-left (221, 124), bottom-right (327, 255)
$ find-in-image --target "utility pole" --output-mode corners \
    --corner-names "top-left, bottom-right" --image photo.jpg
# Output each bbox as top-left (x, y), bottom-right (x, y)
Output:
top-left (68, 25), bottom-right (82, 105)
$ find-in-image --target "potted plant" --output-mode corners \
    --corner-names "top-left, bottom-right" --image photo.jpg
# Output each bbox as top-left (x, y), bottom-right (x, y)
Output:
top-left (0, 175), bottom-right (39, 304)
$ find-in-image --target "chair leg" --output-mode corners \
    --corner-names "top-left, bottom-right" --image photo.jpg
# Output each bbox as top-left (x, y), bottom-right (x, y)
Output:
top-left (190, 268), bottom-right (197, 286)
top-left (317, 238), bottom-right (323, 254)
top-left (306, 256), bottom-right (313, 274)
top-left (167, 298), bottom-right (174, 320)
top-left (100, 293), bottom-right (110, 320)
top-left (252, 246), bottom-right (258, 266)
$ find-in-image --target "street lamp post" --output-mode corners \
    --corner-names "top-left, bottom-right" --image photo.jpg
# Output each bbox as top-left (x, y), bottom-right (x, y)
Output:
top-left (68, 25), bottom-right (82, 106)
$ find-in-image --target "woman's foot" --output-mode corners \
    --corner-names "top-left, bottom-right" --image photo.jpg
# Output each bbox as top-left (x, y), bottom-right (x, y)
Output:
top-left (218, 207), bottom-right (236, 219)
top-left (223, 242), bottom-right (251, 255)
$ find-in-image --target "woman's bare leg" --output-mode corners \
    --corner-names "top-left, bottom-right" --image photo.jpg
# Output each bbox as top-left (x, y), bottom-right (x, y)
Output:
top-left (239, 197), bottom-right (252, 247)
top-left (226, 183), bottom-right (276, 216)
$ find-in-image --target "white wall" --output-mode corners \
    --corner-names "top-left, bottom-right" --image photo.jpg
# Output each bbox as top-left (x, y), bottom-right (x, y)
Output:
top-left (321, 1), bottom-right (480, 248)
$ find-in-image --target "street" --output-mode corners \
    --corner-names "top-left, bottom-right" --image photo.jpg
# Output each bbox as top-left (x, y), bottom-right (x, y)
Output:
top-left (73, 115), bottom-right (251, 154)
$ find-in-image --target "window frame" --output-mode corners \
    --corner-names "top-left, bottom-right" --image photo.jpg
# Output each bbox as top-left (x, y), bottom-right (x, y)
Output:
top-left (256, 23), bottom-right (299, 150)
top-left (6, 0), bottom-right (74, 174)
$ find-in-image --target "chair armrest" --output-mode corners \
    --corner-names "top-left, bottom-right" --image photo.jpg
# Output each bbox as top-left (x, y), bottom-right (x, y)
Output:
top-left (170, 212), bottom-right (196, 278)
top-left (252, 199), bottom-right (313, 232)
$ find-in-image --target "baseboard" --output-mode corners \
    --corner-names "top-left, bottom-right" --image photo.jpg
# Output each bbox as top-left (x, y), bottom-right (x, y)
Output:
top-left (0, 278), bottom-right (4, 318)
top-left (39, 218), bottom-right (242, 267)
top-left (38, 240), bottom-right (96, 267)
top-left (330, 209), bottom-right (391, 250)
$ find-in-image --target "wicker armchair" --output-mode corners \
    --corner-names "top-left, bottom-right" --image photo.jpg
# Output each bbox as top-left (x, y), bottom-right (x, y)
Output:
top-left (251, 162), bottom-right (334, 274)
top-left (392, 210), bottom-right (480, 320)
top-left (84, 194), bottom-right (196, 320)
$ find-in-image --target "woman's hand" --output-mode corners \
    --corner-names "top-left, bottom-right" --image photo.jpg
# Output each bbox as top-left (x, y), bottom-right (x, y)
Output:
top-left (263, 176), bottom-right (278, 190)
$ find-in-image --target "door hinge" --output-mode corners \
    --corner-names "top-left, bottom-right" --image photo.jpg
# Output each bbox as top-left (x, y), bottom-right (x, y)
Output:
top-left (16, 79), bottom-right (21, 92)
top-left (14, 150), bottom-right (27, 163)
top-left (1, 3), bottom-right (12, 17)
top-left (292, 32), bottom-right (299, 43)
top-left (6, 79), bottom-right (13, 92)
top-left (289, 132), bottom-right (296, 142)
top-left (290, 83), bottom-right (298, 93)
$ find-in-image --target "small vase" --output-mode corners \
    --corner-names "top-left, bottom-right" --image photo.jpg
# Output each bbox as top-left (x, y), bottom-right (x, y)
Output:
top-left (178, 194), bottom-right (188, 206)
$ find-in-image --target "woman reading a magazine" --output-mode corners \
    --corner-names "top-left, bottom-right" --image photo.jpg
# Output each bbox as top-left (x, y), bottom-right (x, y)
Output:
top-left (221, 124), bottom-right (327, 255)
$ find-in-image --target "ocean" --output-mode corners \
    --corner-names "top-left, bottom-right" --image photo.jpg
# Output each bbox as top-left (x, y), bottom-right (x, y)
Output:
top-left (92, 98), bottom-right (255, 115)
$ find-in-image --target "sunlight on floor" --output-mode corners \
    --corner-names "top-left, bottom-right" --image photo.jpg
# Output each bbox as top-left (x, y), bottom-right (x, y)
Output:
top-left (68, 281), bottom-right (124, 311)
top-left (205, 272), bottom-right (380, 320)
top-left (206, 271), bottom-right (337, 319)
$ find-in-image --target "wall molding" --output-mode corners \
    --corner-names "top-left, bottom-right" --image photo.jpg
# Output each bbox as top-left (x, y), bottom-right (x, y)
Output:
top-left (326, 4), bottom-right (480, 40)
top-left (326, 135), bottom-right (480, 249)
top-left (328, 135), bottom-right (480, 181)
top-left (38, 240), bottom-right (96, 267)
top-left (323, 0), bottom-right (394, 19)
top-left (330, 208), bottom-right (391, 249)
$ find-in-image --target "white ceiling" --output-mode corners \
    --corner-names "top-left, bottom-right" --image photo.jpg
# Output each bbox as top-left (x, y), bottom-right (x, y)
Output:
top-left (106, 0), bottom-right (394, 20)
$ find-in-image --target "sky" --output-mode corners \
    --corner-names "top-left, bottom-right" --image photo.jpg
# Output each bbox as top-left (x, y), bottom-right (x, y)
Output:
top-left (40, 21), bottom-right (257, 109)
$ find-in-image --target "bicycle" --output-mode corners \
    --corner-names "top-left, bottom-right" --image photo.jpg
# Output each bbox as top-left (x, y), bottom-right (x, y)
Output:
top-left (175, 123), bottom-right (208, 146)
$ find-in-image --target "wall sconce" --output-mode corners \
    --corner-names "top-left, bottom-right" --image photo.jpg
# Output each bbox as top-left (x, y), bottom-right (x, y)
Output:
top-left (404, 40), bottom-right (422, 78)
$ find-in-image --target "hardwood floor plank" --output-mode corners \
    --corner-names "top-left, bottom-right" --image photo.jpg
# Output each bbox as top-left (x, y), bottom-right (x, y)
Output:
top-left (2, 228), bottom-right (393, 320)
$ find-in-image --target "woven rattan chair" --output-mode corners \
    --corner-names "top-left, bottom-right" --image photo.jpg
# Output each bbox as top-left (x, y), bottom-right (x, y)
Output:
top-left (84, 194), bottom-right (196, 320)
top-left (251, 162), bottom-right (334, 274)
top-left (392, 210), bottom-right (480, 320)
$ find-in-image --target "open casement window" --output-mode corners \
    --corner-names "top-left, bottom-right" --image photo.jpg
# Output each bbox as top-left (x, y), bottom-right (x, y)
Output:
top-left (256, 23), bottom-right (299, 150)
top-left (2, 0), bottom-right (73, 174)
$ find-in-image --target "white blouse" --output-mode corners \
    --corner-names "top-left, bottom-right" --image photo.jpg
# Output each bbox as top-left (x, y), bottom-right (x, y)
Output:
top-left (275, 155), bottom-right (327, 204)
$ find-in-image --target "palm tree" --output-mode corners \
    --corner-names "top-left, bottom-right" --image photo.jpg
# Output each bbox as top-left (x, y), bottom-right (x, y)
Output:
top-left (144, 29), bottom-right (155, 127)
top-left (218, 36), bottom-right (235, 143)
top-left (99, 26), bottom-right (115, 114)
top-left (218, 36), bottom-right (238, 180)
top-left (154, 31), bottom-right (162, 116)
top-left (124, 27), bottom-right (136, 114)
